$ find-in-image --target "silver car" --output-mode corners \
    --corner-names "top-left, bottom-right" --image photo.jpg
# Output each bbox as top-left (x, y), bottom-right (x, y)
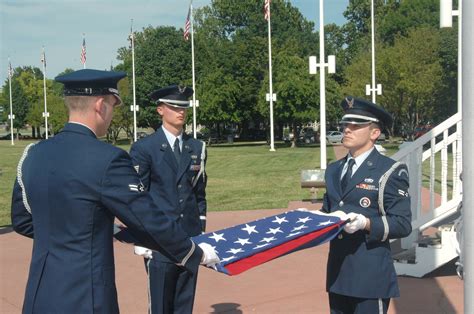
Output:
top-left (326, 131), bottom-right (343, 144)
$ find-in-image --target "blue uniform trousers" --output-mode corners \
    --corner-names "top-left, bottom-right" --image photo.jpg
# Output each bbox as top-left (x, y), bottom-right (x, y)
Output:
top-left (329, 292), bottom-right (390, 314)
top-left (145, 258), bottom-right (198, 314)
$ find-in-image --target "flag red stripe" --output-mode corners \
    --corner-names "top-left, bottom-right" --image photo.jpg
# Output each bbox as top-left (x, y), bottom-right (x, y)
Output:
top-left (224, 221), bottom-right (344, 275)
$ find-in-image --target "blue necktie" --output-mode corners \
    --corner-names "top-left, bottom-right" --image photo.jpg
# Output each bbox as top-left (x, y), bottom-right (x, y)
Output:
top-left (173, 138), bottom-right (181, 162)
top-left (341, 158), bottom-right (355, 191)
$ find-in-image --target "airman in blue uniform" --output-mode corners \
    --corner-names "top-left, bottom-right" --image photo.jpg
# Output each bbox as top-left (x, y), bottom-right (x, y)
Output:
top-left (130, 85), bottom-right (207, 314)
top-left (321, 97), bottom-right (412, 314)
top-left (10, 70), bottom-right (218, 314)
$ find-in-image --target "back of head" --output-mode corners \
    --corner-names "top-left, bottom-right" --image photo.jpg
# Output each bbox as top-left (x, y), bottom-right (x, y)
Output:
top-left (55, 69), bottom-right (126, 112)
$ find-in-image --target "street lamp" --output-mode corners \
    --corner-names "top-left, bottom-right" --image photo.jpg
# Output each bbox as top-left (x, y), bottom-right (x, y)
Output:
top-left (308, 0), bottom-right (336, 170)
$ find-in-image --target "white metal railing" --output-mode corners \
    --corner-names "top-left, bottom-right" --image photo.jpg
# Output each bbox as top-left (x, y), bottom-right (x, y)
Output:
top-left (392, 113), bottom-right (462, 248)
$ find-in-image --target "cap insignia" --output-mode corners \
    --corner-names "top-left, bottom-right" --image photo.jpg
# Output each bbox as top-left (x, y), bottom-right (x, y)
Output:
top-left (345, 97), bottom-right (354, 108)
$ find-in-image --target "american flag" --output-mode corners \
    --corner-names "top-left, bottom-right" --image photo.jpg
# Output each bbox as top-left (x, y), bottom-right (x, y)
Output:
top-left (7, 61), bottom-right (13, 79)
top-left (183, 6), bottom-right (191, 41)
top-left (81, 37), bottom-right (87, 65)
top-left (193, 210), bottom-right (346, 276)
top-left (40, 50), bottom-right (46, 68)
top-left (264, 0), bottom-right (271, 21)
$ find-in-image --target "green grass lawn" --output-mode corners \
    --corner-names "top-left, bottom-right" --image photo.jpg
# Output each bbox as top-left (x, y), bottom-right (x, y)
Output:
top-left (0, 140), bottom-right (336, 226)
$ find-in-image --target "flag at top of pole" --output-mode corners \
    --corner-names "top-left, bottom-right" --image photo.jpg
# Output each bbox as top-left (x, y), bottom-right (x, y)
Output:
top-left (81, 35), bottom-right (87, 68)
top-left (40, 49), bottom-right (46, 69)
top-left (8, 61), bottom-right (13, 79)
top-left (184, 6), bottom-right (191, 41)
top-left (264, 0), bottom-right (271, 20)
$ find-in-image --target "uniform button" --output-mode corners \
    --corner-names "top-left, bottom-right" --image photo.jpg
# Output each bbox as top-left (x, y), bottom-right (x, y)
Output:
top-left (179, 199), bottom-right (183, 203)
top-left (338, 234), bottom-right (343, 240)
top-left (178, 184), bottom-right (182, 189)
top-left (180, 214), bottom-right (184, 218)
top-left (339, 201), bottom-right (344, 207)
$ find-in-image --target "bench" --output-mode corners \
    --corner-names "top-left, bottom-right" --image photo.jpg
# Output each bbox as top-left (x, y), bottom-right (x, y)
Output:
top-left (300, 169), bottom-right (326, 201)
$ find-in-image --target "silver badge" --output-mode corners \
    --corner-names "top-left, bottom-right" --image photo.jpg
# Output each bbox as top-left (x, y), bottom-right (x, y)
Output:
top-left (364, 178), bottom-right (374, 183)
top-left (367, 161), bottom-right (373, 166)
top-left (178, 85), bottom-right (186, 93)
top-left (345, 97), bottom-right (354, 108)
top-left (134, 165), bottom-right (140, 173)
top-left (359, 197), bottom-right (371, 208)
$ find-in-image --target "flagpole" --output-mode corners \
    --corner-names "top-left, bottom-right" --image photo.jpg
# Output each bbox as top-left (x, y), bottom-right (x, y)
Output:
top-left (267, 0), bottom-right (276, 152)
top-left (42, 47), bottom-right (49, 139)
top-left (190, 2), bottom-right (197, 139)
top-left (319, 0), bottom-right (326, 169)
top-left (8, 59), bottom-right (14, 146)
top-left (130, 19), bottom-right (138, 142)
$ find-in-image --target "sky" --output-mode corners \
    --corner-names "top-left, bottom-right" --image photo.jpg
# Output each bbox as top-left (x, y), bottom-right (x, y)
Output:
top-left (0, 0), bottom-right (349, 85)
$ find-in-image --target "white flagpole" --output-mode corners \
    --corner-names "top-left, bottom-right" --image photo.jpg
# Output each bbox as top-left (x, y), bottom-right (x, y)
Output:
top-left (319, 0), bottom-right (326, 169)
top-left (42, 47), bottom-right (49, 139)
top-left (130, 19), bottom-right (138, 142)
top-left (190, 2), bottom-right (197, 139)
top-left (267, 1), bottom-right (276, 152)
top-left (8, 59), bottom-right (14, 146)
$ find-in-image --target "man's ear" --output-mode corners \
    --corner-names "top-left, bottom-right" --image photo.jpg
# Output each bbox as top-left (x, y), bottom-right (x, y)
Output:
top-left (156, 105), bottom-right (163, 116)
top-left (371, 127), bottom-right (381, 141)
top-left (94, 97), bottom-right (107, 118)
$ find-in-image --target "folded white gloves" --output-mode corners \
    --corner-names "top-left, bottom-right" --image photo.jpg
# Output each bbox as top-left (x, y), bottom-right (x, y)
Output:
top-left (134, 245), bottom-right (153, 259)
top-left (198, 242), bottom-right (220, 267)
top-left (344, 212), bottom-right (368, 234)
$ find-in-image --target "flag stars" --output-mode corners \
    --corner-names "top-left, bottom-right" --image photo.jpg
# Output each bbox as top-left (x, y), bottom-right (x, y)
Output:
top-left (266, 227), bottom-right (283, 235)
top-left (318, 220), bottom-right (334, 226)
top-left (292, 224), bottom-right (308, 232)
top-left (272, 216), bottom-right (288, 224)
top-left (234, 238), bottom-right (252, 246)
top-left (241, 224), bottom-right (258, 235)
top-left (260, 237), bottom-right (276, 243)
top-left (286, 231), bottom-right (302, 238)
top-left (297, 217), bottom-right (312, 224)
top-left (226, 248), bottom-right (244, 255)
top-left (221, 256), bottom-right (236, 262)
top-left (209, 232), bottom-right (226, 243)
top-left (253, 243), bottom-right (270, 249)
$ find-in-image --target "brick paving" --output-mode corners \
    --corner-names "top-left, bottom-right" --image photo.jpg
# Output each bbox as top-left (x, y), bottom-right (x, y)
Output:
top-left (0, 145), bottom-right (463, 313)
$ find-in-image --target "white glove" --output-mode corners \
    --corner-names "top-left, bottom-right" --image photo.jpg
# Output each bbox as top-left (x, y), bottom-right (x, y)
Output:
top-left (198, 242), bottom-right (220, 267)
top-left (134, 245), bottom-right (153, 259)
top-left (328, 210), bottom-right (348, 221)
top-left (343, 213), bottom-right (368, 234)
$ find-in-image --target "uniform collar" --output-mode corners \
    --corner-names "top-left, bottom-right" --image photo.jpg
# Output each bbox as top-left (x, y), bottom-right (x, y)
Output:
top-left (161, 125), bottom-right (183, 148)
top-left (63, 122), bottom-right (97, 138)
top-left (347, 147), bottom-right (375, 168)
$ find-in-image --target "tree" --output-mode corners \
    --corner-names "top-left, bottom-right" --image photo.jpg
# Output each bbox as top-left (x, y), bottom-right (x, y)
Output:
top-left (0, 68), bottom-right (32, 135)
top-left (344, 27), bottom-right (444, 138)
top-left (117, 26), bottom-right (191, 130)
top-left (193, 0), bottom-right (318, 136)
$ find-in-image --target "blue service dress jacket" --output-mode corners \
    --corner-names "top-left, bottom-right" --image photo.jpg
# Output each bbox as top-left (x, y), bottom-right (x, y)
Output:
top-left (11, 123), bottom-right (202, 314)
top-left (321, 148), bottom-right (412, 299)
top-left (130, 127), bottom-right (207, 260)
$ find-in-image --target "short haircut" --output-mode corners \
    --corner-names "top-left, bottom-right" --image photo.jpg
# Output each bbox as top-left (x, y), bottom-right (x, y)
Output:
top-left (370, 122), bottom-right (382, 131)
top-left (64, 96), bottom-right (98, 113)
